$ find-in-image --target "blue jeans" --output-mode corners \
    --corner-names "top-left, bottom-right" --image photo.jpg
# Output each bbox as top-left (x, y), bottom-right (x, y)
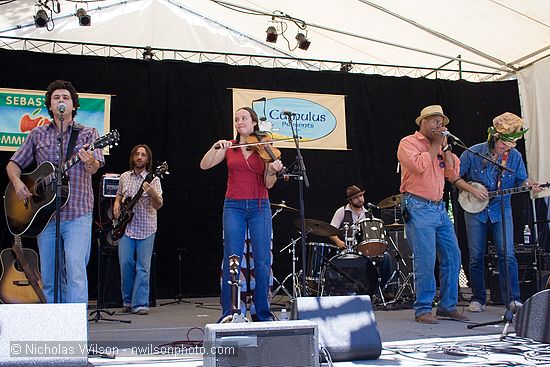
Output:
top-left (118, 233), bottom-right (156, 311)
top-left (464, 213), bottom-right (520, 305)
top-left (403, 196), bottom-right (461, 317)
top-left (37, 212), bottom-right (92, 303)
top-left (221, 198), bottom-right (273, 321)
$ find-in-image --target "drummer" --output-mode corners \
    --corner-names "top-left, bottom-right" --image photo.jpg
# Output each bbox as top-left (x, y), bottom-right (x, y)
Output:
top-left (329, 185), bottom-right (393, 293)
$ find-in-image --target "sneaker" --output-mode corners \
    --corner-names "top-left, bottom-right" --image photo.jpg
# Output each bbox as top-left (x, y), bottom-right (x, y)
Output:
top-left (509, 300), bottom-right (522, 314)
top-left (436, 309), bottom-right (470, 322)
top-left (468, 301), bottom-right (485, 312)
top-left (120, 306), bottom-right (132, 313)
top-left (135, 309), bottom-right (149, 315)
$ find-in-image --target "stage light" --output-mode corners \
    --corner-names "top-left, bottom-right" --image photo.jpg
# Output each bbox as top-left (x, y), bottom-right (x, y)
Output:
top-left (143, 46), bottom-right (154, 60)
top-left (76, 8), bottom-right (91, 26)
top-left (295, 32), bottom-right (310, 50)
top-left (266, 26), bottom-right (278, 43)
top-left (340, 62), bottom-right (353, 72)
top-left (34, 9), bottom-right (48, 28)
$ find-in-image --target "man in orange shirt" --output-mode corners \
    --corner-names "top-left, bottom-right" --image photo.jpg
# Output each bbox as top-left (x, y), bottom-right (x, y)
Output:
top-left (397, 105), bottom-right (469, 324)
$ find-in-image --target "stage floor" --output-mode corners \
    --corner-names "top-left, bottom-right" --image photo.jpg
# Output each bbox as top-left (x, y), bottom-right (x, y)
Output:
top-left (88, 293), bottom-right (549, 366)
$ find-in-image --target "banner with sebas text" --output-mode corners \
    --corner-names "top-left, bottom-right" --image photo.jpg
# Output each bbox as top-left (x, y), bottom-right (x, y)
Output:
top-left (232, 89), bottom-right (347, 150)
top-left (0, 88), bottom-right (112, 152)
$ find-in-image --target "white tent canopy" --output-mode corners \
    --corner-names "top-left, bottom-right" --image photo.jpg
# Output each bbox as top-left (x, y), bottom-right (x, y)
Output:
top-left (1, 0), bottom-right (550, 81)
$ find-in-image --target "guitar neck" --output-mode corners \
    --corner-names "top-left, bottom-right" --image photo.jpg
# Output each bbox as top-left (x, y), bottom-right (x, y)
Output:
top-left (43, 147), bottom-right (95, 186)
top-left (124, 173), bottom-right (155, 211)
top-left (488, 182), bottom-right (550, 198)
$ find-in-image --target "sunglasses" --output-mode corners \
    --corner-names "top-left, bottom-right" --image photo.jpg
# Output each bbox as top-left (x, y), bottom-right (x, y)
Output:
top-left (437, 154), bottom-right (445, 168)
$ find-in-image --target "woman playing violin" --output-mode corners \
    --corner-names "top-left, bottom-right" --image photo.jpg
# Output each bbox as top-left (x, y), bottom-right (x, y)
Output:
top-left (200, 106), bottom-right (283, 321)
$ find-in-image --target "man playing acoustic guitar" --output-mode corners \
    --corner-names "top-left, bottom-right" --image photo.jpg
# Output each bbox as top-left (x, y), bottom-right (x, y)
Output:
top-left (6, 80), bottom-right (104, 304)
top-left (113, 144), bottom-right (163, 315)
top-left (454, 112), bottom-right (544, 314)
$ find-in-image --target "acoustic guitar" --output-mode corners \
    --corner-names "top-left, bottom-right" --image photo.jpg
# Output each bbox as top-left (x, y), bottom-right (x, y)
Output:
top-left (4, 130), bottom-right (120, 237)
top-left (111, 161), bottom-right (169, 241)
top-left (458, 181), bottom-right (550, 213)
top-left (0, 235), bottom-right (46, 304)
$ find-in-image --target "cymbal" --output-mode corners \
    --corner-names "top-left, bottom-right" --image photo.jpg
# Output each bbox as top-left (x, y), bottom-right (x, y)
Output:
top-left (378, 194), bottom-right (403, 209)
top-left (293, 218), bottom-right (340, 237)
top-left (385, 222), bottom-right (404, 229)
top-left (271, 202), bottom-right (299, 212)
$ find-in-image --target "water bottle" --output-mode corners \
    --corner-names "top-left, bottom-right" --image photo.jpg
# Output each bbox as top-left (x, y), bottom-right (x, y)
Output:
top-left (279, 308), bottom-right (289, 321)
top-left (523, 225), bottom-right (531, 245)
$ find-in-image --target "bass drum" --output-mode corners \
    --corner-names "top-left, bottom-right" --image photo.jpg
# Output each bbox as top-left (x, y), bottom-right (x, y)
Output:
top-left (320, 252), bottom-right (379, 296)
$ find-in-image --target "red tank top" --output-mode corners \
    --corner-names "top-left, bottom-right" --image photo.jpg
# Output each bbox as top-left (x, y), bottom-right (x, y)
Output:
top-left (225, 145), bottom-right (268, 199)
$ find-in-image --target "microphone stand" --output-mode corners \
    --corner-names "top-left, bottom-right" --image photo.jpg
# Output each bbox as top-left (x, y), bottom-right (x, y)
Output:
top-left (53, 111), bottom-right (65, 303)
top-left (283, 112), bottom-right (310, 296)
top-left (449, 138), bottom-right (516, 337)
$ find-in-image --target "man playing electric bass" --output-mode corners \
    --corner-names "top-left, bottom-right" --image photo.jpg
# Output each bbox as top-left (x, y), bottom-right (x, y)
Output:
top-left (454, 112), bottom-right (545, 314)
top-left (6, 80), bottom-right (104, 304)
top-left (113, 144), bottom-right (163, 315)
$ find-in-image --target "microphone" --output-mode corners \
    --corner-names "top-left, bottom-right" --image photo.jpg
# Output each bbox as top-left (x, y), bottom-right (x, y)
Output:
top-left (282, 110), bottom-right (295, 116)
top-left (366, 202), bottom-right (379, 210)
top-left (58, 102), bottom-right (66, 113)
top-left (442, 130), bottom-right (461, 142)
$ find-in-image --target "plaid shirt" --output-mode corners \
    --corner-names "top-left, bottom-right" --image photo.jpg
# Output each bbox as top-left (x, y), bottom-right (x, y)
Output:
top-left (10, 122), bottom-right (104, 221)
top-left (117, 170), bottom-right (162, 239)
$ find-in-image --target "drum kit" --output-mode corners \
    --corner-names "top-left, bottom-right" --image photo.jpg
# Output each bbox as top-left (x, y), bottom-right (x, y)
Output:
top-left (272, 194), bottom-right (416, 306)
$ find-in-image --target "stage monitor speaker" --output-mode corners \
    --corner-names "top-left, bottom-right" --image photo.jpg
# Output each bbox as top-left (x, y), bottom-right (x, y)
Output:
top-left (514, 289), bottom-right (550, 343)
top-left (203, 320), bottom-right (319, 367)
top-left (0, 303), bottom-right (87, 366)
top-left (291, 295), bottom-right (381, 361)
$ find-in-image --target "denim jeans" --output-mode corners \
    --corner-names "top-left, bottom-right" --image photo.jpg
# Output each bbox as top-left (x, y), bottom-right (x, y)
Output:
top-left (464, 212), bottom-right (520, 305)
top-left (403, 195), bottom-right (461, 316)
top-left (37, 212), bottom-right (92, 303)
top-left (118, 233), bottom-right (156, 311)
top-left (221, 198), bottom-right (273, 321)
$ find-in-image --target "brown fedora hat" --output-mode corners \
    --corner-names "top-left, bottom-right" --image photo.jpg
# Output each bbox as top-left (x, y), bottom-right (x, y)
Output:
top-left (346, 185), bottom-right (365, 201)
top-left (415, 105), bottom-right (449, 126)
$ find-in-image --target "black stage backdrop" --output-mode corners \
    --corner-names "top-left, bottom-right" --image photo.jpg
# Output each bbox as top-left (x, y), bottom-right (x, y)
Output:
top-left (0, 48), bottom-right (533, 299)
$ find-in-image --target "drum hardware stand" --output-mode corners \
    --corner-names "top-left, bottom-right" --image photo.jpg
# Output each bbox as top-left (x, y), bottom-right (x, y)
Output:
top-left (89, 235), bottom-right (131, 323)
top-left (383, 233), bottom-right (414, 305)
top-left (160, 248), bottom-right (191, 306)
top-left (275, 235), bottom-right (306, 299)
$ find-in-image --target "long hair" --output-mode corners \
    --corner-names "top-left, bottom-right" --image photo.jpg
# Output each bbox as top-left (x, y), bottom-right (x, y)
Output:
top-left (45, 80), bottom-right (80, 118)
top-left (129, 144), bottom-right (153, 172)
top-left (235, 107), bottom-right (260, 141)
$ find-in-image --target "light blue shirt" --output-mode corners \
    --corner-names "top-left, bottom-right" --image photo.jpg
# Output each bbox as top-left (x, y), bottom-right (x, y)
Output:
top-left (459, 142), bottom-right (527, 223)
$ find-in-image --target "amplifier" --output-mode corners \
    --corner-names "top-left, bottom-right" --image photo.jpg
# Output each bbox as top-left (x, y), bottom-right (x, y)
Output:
top-left (101, 174), bottom-right (120, 198)
top-left (487, 267), bottom-right (540, 304)
top-left (203, 320), bottom-right (319, 367)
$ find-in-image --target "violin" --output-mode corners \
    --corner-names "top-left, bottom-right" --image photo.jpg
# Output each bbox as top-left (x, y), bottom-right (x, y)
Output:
top-left (245, 132), bottom-right (281, 163)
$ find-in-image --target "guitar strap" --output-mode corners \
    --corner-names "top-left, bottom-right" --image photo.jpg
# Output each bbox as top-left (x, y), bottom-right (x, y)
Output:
top-left (497, 151), bottom-right (509, 190)
top-left (65, 125), bottom-right (81, 163)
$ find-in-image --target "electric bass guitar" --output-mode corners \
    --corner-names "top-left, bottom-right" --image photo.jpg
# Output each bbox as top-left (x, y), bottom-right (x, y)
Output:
top-left (458, 181), bottom-right (550, 213)
top-left (3, 130), bottom-right (120, 237)
top-left (0, 235), bottom-right (46, 304)
top-left (111, 161), bottom-right (169, 241)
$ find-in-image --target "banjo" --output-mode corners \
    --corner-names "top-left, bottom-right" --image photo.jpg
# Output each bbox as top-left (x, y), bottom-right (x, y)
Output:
top-left (458, 181), bottom-right (550, 213)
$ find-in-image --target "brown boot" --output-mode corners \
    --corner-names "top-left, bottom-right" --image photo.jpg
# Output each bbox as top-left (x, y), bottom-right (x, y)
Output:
top-left (415, 312), bottom-right (438, 324)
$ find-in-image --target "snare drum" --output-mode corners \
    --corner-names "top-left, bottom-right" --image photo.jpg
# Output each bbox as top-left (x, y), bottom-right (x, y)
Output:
top-left (305, 242), bottom-right (338, 280)
top-left (320, 252), bottom-right (379, 296)
top-left (355, 218), bottom-right (388, 256)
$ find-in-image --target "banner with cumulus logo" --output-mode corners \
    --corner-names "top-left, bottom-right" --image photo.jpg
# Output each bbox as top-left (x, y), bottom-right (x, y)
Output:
top-left (0, 88), bottom-right (111, 152)
top-left (232, 88), bottom-right (347, 150)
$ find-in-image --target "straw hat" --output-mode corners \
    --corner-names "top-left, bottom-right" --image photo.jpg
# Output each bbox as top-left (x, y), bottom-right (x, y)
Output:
top-left (415, 105), bottom-right (449, 126)
top-left (488, 112), bottom-right (527, 147)
top-left (346, 185), bottom-right (365, 201)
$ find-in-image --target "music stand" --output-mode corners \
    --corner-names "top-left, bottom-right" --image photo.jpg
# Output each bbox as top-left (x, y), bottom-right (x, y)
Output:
top-left (160, 248), bottom-right (191, 306)
top-left (88, 234), bottom-right (130, 323)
